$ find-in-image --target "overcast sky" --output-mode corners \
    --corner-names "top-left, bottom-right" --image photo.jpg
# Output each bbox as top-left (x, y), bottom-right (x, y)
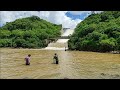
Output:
top-left (0, 11), bottom-right (102, 29)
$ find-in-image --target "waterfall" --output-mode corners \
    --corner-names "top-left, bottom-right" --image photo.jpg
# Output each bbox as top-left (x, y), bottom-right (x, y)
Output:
top-left (45, 29), bottom-right (74, 50)
top-left (57, 29), bottom-right (74, 43)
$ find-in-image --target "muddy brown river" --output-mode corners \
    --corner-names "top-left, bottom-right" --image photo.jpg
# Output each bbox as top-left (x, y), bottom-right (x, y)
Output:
top-left (0, 48), bottom-right (120, 79)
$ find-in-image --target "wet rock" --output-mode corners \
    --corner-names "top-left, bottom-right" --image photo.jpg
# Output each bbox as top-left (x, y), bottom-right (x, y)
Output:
top-left (111, 51), bottom-right (120, 54)
top-left (101, 73), bottom-right (106, 76)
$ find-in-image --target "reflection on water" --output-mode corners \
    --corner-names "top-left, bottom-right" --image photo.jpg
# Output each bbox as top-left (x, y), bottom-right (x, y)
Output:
top-left (1, 48), bottom-right (120, 79)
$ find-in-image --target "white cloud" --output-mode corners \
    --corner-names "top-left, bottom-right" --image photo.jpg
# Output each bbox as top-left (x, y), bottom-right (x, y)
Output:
top-left (94, 11), bottom-right (103, 14)
top-left (69, 11), bottom-right (103, 15)
top-left (69, 11), bottom-right (91, 15)
top-left (0, 11), bottom-right (82, 29)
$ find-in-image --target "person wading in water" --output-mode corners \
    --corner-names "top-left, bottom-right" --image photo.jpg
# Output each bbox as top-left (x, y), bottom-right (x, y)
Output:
top-left (53, 53), bottom-right (59, 64)
top-left (25, 54), bottom-right (31, 65)
top-left (65, 47), bottom-right (67, 51)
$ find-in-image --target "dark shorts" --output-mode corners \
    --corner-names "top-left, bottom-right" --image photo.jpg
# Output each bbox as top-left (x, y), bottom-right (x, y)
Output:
top-left (56, 60), bottom-right (59, 64)
top-left (26, 59), bottom-right (30, 65)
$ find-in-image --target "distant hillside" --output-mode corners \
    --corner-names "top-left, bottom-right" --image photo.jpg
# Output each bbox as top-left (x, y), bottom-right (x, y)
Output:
top-left (68, 11), bottom-right (120, 52)
top-left (0, 16), bottom-right (62, 48)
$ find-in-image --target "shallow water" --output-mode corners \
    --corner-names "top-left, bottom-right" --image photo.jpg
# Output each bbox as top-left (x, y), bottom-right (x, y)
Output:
top-left (0, 48), bottom-right (120, 79)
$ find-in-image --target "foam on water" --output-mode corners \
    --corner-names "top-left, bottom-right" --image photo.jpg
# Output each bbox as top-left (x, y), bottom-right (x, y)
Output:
top-left (45, 47), bottom-right (67, 50)
top-left (57, 39), bottom-right (69, 43)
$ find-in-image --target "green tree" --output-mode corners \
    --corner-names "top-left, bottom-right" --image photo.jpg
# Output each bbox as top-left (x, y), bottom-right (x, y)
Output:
top-left (0, 16), bottom-right (62, 48)
top-left (99, 38), bottom-right (117, 52)
top-left (68, 11), bottom-right (120, 52)
top-left (0, 30), bottom-right (11, 39)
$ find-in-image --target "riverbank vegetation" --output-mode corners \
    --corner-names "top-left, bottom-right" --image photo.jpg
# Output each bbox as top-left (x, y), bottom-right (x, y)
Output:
top-left (68, 11), bottom-right (120, 52)
top-left (0, 16), bottom-right (62, 48)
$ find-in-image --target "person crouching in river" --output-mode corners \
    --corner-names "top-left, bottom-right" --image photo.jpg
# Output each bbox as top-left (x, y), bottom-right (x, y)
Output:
top-left (53, 53), bottom-right (59, 64)
top-left (25, 54), bottom-right (31, 65)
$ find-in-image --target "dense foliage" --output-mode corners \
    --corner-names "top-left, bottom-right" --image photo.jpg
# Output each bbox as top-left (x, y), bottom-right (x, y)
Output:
top-left (0, 16), bottom-right (62, 48)
top-left (68, 11), bottom-right (120, 52)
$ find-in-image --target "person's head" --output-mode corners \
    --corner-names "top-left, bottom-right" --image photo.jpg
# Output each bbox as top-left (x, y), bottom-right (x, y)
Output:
top-left (28, 54), bottom-right (31, 57)
top-left (54, 53), bottom-right (57, 55)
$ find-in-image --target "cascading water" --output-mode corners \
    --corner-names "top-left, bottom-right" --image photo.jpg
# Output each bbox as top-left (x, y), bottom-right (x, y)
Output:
top-left (45, 29), bottom-right (74, 50)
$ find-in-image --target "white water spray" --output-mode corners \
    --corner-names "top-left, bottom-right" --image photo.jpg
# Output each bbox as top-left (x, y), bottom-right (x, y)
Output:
top-left (45, 29), bottom-right (74, 50)
top-left (57, 29), bottom-right (74, 43)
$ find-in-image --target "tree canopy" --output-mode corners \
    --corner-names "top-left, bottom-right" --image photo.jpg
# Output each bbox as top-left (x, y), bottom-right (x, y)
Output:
top-left (68, 11), bottom-right (120, 52)
top-left (0, 16), bottom-right (62, 48)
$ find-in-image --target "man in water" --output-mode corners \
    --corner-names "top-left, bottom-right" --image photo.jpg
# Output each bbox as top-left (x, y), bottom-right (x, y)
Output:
top-left (25, 54), bottom-right (31, 65)
top-left (53, 53), bottom-right (59, 64)
top-left (65, 47), bottom-right (67, 51)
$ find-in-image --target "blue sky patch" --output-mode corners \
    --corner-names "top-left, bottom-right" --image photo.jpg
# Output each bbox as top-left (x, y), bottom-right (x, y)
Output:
top-left (66, 12), bottom-right (89, 20)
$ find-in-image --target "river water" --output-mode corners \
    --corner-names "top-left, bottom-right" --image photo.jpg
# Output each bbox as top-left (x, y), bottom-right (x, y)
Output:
top-left (0, 29), bottom-right (120, 79)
